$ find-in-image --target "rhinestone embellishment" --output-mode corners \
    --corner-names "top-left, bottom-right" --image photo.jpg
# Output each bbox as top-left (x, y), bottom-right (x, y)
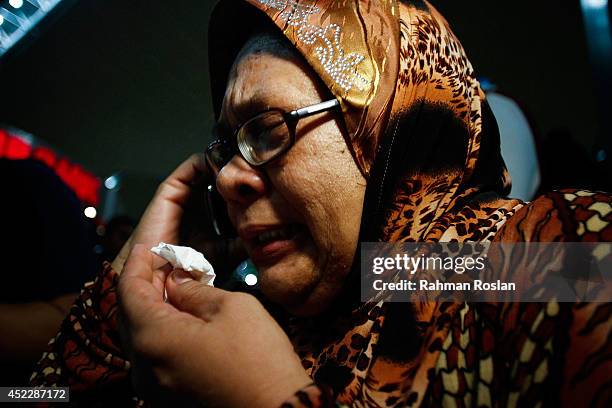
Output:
top-left (258, 0), bottom-right (371, 93)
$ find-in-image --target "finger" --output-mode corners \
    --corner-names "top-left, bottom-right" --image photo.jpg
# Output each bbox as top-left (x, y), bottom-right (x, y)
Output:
top-left (119, 245), bottom-right (166, 315)
top-left (164, 269), bottom-right (227, 321)
top-left (167, 153), bottom-right (207, 188)
top-left (152, 263), bottom-right (173, 293)
top-left (151, 257), bottom-right (170, 271)
top-left (155, 154), bottom-right (207, 208)
top-left (150, 251), bottom-right (175, 273)
top-left (121, 244), bottom-right (157, 281)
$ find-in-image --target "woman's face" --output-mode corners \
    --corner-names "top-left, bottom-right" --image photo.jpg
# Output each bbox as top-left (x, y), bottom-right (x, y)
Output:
top-left (216, 46), bottom-right (366, 316)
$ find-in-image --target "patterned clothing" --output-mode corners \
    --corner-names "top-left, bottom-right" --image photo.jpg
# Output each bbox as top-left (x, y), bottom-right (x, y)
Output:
top-left (31, 0), bottom-right (611, 406)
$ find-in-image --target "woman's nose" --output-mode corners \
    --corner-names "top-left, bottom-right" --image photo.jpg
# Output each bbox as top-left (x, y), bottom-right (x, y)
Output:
top-left (216, 155), bottom-right (267, 205)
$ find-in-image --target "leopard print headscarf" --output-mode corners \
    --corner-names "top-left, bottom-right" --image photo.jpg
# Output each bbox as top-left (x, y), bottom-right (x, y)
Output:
top-left (209, 0), bottom-right (519, 242)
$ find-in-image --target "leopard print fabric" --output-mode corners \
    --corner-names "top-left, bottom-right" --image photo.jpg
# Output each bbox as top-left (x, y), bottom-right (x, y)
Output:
top-left (282, 190), bottom-right (612, 407)
top-left (276, 0), bottom-right (612, 405)
top-left (30, 0), bottom-right (612, 407)
top-left (30, 263), bottom-right (140, 406)
top-left (30, 193), bottom-right (610, 407)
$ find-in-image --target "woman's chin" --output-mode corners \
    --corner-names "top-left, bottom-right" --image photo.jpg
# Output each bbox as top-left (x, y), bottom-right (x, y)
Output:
top-left (256, 257), bottom-right (319, 306)
top-left (248, 236), bottom-right (344, 316)
top-left (258, 266), bottom-right (345, 317)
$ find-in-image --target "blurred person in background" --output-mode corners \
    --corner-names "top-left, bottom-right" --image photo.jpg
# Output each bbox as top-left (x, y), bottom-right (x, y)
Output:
top-left (99, 215), bottom-right (136, 263)
top-left (538, 128), bottom-right (611, 194)
top-left (0, 158), bottom-right (97, 385)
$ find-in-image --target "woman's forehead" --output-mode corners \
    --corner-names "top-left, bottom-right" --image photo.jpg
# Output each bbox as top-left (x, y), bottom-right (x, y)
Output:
top-left (230, 49), bottom-right (312, 92)
top-left (235, 32), bottom-right (297, 62)
top-left (221, 52), bottom-right (326, 121)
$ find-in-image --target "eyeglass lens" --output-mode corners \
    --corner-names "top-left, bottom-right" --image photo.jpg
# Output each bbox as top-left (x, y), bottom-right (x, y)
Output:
top-left (237, 110), bottom-right (292, 166)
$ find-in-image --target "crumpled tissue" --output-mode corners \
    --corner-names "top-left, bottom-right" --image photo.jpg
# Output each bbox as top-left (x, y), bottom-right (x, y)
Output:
top-left (150, 242), bottom-right (215, 286)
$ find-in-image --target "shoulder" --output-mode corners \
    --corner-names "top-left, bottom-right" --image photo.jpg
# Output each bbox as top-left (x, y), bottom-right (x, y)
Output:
top-left (494, 189), bottom-right (611, 242)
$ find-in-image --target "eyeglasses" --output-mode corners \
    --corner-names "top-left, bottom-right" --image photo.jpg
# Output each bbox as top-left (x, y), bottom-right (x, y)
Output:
top-left (205, 98), bottom-right (340, 175)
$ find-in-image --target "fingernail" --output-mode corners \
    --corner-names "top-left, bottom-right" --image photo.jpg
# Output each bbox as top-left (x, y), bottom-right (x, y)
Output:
top-left (172, 269), bottom-right (193, 285)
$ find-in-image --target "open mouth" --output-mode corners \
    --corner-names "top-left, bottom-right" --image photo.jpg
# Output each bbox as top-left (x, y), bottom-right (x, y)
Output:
top-left (255, 224), bottom-right (300, 244)
top-left (247, 224), bottom-right (306, 265)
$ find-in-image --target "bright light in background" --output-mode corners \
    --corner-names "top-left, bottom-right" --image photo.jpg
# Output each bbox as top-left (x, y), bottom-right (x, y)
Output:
top-left (244, 273), bottom-right (258, 286)
top-left (582, 0), bottom-right (608, 9)
top-left (84, 206), bottom-right (97, 219)
top-left (104, 175), bottom-right (119, 190)
top-left (1, 0), bottom-right (65, 57)
top-left (8, 0), bottom-right (23, 9)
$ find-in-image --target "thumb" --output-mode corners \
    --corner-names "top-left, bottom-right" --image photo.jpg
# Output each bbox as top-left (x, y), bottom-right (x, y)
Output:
top-left (165, 269), bottom-right (226, 319)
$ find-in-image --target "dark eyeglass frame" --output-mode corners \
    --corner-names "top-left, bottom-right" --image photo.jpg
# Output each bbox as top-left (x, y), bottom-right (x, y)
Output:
top-left (205, 98), bottom-right (340, 174)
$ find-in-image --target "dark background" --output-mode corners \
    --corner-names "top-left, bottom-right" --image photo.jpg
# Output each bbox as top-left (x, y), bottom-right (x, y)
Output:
top-left (1, 0), bottom-right (610, 218)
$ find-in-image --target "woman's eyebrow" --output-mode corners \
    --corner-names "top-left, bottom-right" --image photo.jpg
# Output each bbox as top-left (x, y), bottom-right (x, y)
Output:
top-left (222, 94), bottom-right (299, 129)
top-left (232, 99), bottom-right (273, 121)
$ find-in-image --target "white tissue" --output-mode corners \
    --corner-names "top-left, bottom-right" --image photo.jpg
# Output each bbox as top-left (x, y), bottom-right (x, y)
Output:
top-left (150, 242), bottom-right (215, 286)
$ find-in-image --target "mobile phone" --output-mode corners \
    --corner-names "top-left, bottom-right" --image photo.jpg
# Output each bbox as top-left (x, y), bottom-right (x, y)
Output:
top-left (205, 183), bottom-right (236, 238)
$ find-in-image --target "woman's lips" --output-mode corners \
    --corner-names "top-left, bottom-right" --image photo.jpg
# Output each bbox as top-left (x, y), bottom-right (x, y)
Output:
top-left (244, 224), bottom-right (305, 265)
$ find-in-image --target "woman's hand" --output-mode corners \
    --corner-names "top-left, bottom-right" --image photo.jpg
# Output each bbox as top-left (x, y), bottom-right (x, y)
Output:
top-left (112, 154), bottom-right (207, 274)
top-left (118, 245), bottom-right (312, 407)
